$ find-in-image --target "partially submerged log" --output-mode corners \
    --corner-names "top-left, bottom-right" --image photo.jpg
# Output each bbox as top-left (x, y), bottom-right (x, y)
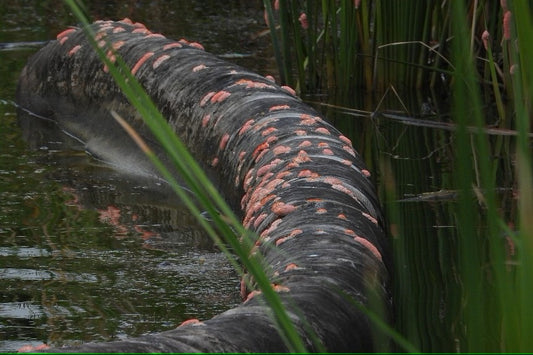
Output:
top-left (16, 19), bottom-right (390, 352)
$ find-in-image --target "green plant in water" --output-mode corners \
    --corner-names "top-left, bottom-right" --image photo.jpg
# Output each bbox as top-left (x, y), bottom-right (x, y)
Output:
top-left (263, 0), bottom-right (455, 96)
top-left (265, 0), bottom-right (533, 352)
top-left (451, 1), bottom-right (533, 351)
top-left (452, 0), bottom-right (504, 350)
top-left (263, 0), bottom-right (520, 110)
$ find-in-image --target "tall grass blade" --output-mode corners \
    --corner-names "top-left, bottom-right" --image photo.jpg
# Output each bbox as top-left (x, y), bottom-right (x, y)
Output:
top-left (508, 2), bottom-right (533, 351)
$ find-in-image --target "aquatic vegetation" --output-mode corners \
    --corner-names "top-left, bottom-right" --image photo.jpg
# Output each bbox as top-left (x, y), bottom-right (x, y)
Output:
top-left (264, 0), bottom-right (533, 352)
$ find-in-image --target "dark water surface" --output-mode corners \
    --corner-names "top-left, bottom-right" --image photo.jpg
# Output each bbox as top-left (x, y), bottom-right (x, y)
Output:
top-left (0, 0), bottom-right (518, 353)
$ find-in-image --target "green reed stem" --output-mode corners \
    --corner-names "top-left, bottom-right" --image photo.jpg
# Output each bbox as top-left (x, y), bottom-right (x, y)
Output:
top-left (266, 0), bottom-right (532, 352)
top-left (508, 2), bottom-right (533, 351)
top-left (451, 1), bottom-right (517, 351)
top-left (285, 0), bottom-right (305, 92)
top-left (484, 45), bottom-right (506, 125)
top-left (264, 0), bottom-right (290, 85)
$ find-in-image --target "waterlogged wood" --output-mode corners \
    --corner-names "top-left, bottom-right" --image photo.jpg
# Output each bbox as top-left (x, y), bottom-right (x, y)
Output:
top-left (16, 20), bottom-right (390, 352)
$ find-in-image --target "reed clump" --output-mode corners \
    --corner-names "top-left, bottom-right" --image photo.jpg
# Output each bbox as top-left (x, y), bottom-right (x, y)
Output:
top-left (264, 0), bottom-right (533, 352)
top-left (264, 1), bottom-right (519, 111)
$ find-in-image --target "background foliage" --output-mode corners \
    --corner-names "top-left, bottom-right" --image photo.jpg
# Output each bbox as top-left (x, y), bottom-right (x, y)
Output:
top-left (264, 0), bottom-right (532, 352)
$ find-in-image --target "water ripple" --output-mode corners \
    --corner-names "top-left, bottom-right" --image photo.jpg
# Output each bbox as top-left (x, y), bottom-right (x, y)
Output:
top-left (0, 268), bottom-right (97, 282)
top-left (0, 301), bottom-right (44, 319)
top-left (0, 246), bottom-right (51, 258)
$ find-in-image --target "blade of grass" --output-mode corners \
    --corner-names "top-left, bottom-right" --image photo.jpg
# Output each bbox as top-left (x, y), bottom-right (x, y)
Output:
top-left (450, 1), bottom-right (488, 351)
top-left (451, 1), bottom-right (510, 351)
top-left (508, 2), bottom-right (533, 351)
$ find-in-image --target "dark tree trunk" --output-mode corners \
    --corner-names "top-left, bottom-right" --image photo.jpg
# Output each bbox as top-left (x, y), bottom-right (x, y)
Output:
top-left (16, 19), bottom-right (391, 353)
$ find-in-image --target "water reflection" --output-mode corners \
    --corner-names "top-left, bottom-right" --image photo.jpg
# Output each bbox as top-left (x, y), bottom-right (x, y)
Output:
top-left (1, 108), bottom-right (241, 351)
top-left (0, 302), bottom-right (44, 319)
top-left (0, 268), bottom-right (98, 282)
top-left (0, 246), bottom-right (51, 258)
